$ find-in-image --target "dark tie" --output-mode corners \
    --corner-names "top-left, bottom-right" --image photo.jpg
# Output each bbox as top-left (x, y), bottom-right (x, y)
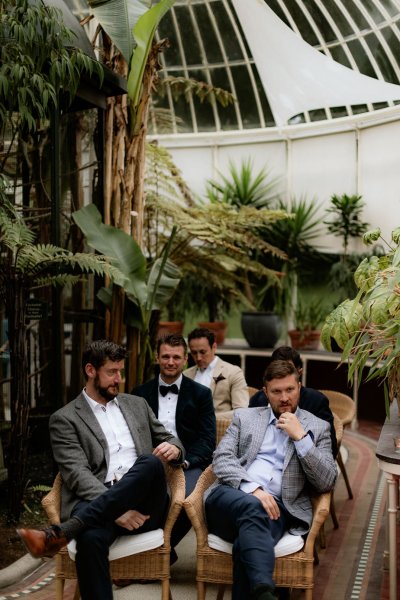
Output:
top-left (159, 384), bottom-right (179, 397)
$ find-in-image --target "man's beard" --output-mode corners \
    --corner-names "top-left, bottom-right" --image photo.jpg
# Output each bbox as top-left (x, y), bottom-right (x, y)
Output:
top-left (94, 375), bottom-right (117, 402)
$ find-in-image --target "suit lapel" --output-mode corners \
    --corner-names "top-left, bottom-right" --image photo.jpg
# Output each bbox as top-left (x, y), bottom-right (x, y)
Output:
top-left (118, 395), bottom-right (145, 454)
top-left (246, 408), bottom-right (270, 465)
top-left (211, 358), bottom-right (224, 394)
top-left (75, 393), bottom-right (109, 460)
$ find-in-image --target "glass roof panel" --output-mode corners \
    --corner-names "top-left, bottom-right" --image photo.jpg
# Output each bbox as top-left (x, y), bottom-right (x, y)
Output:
top-left (361, 0), bottom-right (386, 24)
top-left (152, 0), bottom-right (400, 134)
top-left (212, 2), bottom-right (244, 60)
top-left (323, 2), bottom-right (354, 37)
top-left (158, 11), bottom-right (182, 67)
top-left (338, 2), bottom-right (370, 30)
top-left (301, 0), bottom-right (337, 43)
top-left (364, 32), bottom-right (398, 82)
top-left (193, 3), bottom-right (223, 63)
top-left (174, 6), bottom-right (202, 65)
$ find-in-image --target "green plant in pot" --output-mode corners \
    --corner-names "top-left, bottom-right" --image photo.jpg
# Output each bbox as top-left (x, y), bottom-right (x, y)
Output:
top-left (321, 226), bottom-right (400, 415)
top-left (288, 297), bottom-right (328, 351)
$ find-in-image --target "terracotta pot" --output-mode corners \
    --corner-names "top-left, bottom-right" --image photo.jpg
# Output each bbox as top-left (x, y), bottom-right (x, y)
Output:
top-left (288, 329), bottom-right (321, 351)
top-left (198, 321), bottom-right (228, 345)
top-left (157, 321), bottom-right (184, 338)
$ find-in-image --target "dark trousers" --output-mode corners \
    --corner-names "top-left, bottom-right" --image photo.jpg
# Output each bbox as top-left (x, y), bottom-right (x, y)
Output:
top-left (71, 454), bottom-right (169, 600)
top-left (170, 466), bottom-right (202, 549)
top-left (205, 485), bottom-right (288, 600)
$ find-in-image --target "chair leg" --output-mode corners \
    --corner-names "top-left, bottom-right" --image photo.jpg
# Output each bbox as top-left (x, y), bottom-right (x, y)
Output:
top-left (216, 584), bottom-right (225, 600)
top-left (337, 451), bottom-right (353, 499)
top-left (319, 523), bottom-right (326, 550)
top-left (55, 578), bottom-right (66, 600)
top-left (304, 588), bottom-right (313, 600)
top-left (197, 581), bottom-right (206, 600)
top-left (330, 493), bottom-right (339, 529)
top-left (161, 579), bottom-right (170, 600)
top-left (72, 583), bottom-right (80, 600)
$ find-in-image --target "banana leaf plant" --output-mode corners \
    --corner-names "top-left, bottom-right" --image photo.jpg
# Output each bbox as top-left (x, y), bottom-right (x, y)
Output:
top-left (72, 203), bottom-right (180, 385)
top-left (321, 227), bottom-right (400, 416)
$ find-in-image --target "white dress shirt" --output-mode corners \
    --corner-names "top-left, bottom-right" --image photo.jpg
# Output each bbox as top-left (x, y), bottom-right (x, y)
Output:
top-left (83, 390), bottom-right (138, 484)
top-left (157, 374), bottom-right (182, 439)
top-left (194, 356), bottom-right (219, 388)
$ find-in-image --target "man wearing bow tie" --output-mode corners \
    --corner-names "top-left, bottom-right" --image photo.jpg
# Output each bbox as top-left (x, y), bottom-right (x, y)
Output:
top-left (132, 333), bottom-right (216, 558)
top-left (185, 327), bottom-right (248, 417)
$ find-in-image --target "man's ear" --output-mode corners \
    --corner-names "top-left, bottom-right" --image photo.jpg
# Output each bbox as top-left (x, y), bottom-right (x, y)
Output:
top-left (85, 363), bottom-right (96, 379)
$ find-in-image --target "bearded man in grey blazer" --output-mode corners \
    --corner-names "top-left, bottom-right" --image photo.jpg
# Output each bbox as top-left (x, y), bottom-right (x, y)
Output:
top-left (17, 340), bottom-right (185, 600)
top-left (205, 360), bottom-right (337, 600)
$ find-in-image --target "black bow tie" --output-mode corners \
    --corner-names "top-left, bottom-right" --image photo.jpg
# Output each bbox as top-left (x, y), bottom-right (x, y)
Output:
top-left (159, 384), bottom-right (179, 397)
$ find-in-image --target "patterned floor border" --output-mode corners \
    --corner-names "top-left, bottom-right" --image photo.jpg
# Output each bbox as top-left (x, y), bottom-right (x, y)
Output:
top-left (349, 471), bottom-right (386, 599)
top-left (0, 573), bottom-right (55, 599)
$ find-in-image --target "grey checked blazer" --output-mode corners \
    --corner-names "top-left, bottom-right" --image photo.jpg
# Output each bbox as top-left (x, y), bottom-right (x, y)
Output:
top-left (49, 392), bottom-right (185, 521)
top-left (206, 406), bottom-right (337, 535)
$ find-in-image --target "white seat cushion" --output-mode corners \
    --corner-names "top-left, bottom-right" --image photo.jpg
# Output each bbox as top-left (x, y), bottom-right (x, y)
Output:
top-left (208, 531), bottom-right (304, 558)
top-left (67, 528), bottom-right (164, 561)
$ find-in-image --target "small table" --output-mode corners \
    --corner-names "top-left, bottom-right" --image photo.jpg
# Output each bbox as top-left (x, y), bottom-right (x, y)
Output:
top-left (376, 401), bottom-right (400, 600)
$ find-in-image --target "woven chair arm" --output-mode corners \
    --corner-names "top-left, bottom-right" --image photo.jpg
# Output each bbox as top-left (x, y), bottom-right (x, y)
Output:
top-left (162, 464), bottom-right (186, 544)
top-left (183, 465), bottom-right (216, 547)
top-left (304, 492), bottom-right (331, 556)
top-left (41, 472), bottom-right (62, 525)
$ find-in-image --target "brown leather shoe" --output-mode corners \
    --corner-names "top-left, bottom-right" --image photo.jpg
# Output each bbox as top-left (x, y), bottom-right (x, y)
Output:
top-left (17, 526), bottom-right (68, 558)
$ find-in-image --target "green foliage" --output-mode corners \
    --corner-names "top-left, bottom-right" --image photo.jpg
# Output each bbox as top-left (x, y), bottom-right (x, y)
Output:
top-left (324, 193), bottom-right (369, 256)
top-left (293, 297), bottom-right (328, 332)
top-left (206, 159), bottom-right (281, 209)
top-left (0, 0), bottom-right (103, 133)
top-left (158, 75), bottom-right (235, 109)
top-left (128, 0), bottom-right (176, 131)
top-left (259, 197), bottom-right (325, 320)
top-left (0, 192), bottom-right (121, 302)
top-left (321, 227), bottom-right (400, 412)
top-left (72, 203), bottom-right (181, 381)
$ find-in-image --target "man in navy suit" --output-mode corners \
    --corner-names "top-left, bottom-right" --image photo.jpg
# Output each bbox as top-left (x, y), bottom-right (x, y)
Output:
top-left (249, 346), bottom-right (337, 456)
top-left (132, 333), bottom-right (216, 557)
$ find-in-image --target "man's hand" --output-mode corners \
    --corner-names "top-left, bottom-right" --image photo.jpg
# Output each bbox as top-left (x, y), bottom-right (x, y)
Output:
top-left (153, 442), bottom-right (180, 463)
top-left (115, 510), bottom-right (150, 530)
top-left (276, 411), bottom-right (306, 441)
top-left (252, 488), bottom-right (280, 520)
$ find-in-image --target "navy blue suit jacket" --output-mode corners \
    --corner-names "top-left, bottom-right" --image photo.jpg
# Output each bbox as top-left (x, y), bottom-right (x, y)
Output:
top-left (132, 375), bottom-right (216, 470)
top-left (249, 386), bottom-right (338, 457)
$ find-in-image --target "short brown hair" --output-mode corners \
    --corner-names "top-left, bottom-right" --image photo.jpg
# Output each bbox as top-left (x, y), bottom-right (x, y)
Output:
top-left (157, 333), bottom-right (187, 355)
top-left (263, 360), bottom-right (299, 384)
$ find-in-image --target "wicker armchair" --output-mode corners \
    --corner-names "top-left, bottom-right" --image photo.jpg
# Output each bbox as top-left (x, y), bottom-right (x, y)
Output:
top-left (41, 464), bottom-right (186, 600)
top-left (184, 465), bottom-right (331, 600)
top-left (216, 417), bottom-right (232, 445)
top-left (319, 390), bottom-right (356, 499)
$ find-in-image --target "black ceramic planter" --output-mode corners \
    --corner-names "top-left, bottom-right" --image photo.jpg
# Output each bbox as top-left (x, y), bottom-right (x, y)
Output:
top-left (241, 312), bottom-right (282, 348)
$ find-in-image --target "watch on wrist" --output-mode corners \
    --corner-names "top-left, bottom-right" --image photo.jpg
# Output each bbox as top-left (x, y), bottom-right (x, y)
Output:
top-left (183, 460), bottom-right (190, 470)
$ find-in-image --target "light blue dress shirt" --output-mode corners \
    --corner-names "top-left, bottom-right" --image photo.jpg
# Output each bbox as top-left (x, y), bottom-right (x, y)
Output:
top-left (240, 408), bottom-right (313, 498)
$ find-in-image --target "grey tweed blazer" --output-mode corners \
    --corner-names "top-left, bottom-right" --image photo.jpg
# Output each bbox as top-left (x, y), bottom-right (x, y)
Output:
top-left (206, 406), bottom-right (337, 535)
top-left (49, 392), bottom-right (185, 521)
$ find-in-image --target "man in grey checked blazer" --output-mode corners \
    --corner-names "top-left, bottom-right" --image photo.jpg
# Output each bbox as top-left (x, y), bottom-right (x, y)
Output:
top-left (205, 360), bottom-right (337, 600)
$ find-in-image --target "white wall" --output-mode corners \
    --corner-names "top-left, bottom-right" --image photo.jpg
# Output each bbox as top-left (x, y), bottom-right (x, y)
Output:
top-left (153, 105), bottom-right (400, 255)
